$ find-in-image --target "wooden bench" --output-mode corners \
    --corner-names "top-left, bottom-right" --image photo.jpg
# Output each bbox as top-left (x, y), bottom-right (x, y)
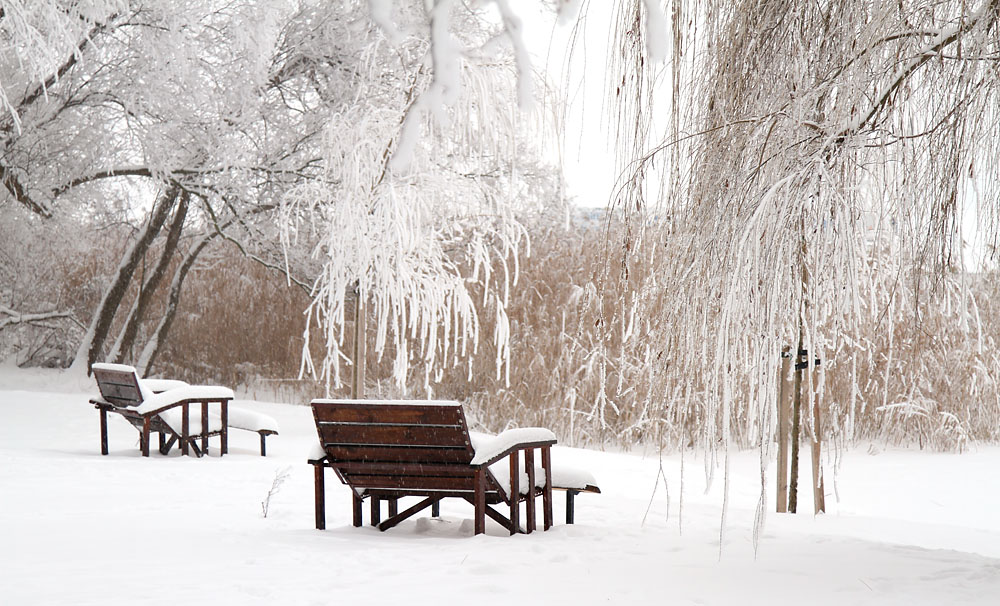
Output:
top-left (308, 399), bottom-right (558, 536)
top-left (90, 363), bottom-right (277, 457)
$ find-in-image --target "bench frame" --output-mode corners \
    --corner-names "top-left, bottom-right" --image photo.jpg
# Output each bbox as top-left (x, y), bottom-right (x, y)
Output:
top-left (90, 365), bottom-right (230, 457)
top-left (309, 399), bottom-right (556, 536)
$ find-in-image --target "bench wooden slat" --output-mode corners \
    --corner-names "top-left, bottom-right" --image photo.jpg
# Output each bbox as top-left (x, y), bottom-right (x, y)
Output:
top-left (93, 368), bottom-right (143, 407)
top-left (320, 444), bottom-right (474, 464)
top-left (317, 424), bottom-right (470, 448)
top-left (313, 403), bottom-right (464, 426)
top-left (343, 474), bottom-right (492, 492)
top-left (335, 462), bottom-right (476, 477)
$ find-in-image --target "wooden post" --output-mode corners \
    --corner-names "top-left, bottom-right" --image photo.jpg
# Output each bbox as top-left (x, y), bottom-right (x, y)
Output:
top-left (352, 284), bottom-right (366, 400)
top-left (431, 500), bottom-right (441, 517)
top-left (259, 433), bottom-right (266, 457)
top-left (811, 368), bottom-right (826, 513)
top-left (99, 407), bottom-right (109, 455)
top-left (776, 351), bottom-right (792, 513)
top-left (789, 343), bottom-right (803, 514)
top-left (541, 446), bottom-right (553, 530)
top-left (566, 490), bottom-right (577, 524)
top-left (314, 463), bottom-right (326, 530)
top-left (370, 496), bottom-right (380, 526)
top-left (509, 451), bottom-right (520, 535)
top-left (388, 497), bottom-right (398, 517)
top-left (789, 216), bottom-right (808, 514)
top-left (524, 448), bottom-right (536, 533)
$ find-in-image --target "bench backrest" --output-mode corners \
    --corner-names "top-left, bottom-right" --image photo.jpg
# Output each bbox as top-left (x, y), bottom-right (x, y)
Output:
top-left (312, 399), bottom-right (481, 493)
top-left (93, 365), bottom-right (144, 408)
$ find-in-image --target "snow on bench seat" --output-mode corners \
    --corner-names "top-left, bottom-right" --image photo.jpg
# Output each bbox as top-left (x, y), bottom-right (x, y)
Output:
top-left (226, 407), bottom-right (279, 434)
top-left (134, 385), bottom-right (235, 415)
top-left (140, 378), bottom-right (190, 393)
top-left (471, 430), bottom-right (601, 524)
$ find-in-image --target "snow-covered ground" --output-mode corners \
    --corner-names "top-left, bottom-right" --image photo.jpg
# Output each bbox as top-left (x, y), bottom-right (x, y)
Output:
top-left (3, 365), bottom-right (1000, 605)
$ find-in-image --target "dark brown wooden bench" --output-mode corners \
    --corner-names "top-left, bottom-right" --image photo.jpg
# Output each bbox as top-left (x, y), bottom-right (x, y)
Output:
top-left (308, 399), bottom-right (558, 536)
top-left (90, 363), bottom-right (235, 457)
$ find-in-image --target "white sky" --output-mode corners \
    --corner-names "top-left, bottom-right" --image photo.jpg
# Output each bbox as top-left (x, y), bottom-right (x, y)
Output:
top-left (512, 0), bottom-right (620, 208)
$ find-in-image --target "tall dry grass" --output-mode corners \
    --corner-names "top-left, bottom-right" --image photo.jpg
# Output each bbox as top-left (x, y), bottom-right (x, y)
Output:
top-left (3, 203), bottom-right (997, 452)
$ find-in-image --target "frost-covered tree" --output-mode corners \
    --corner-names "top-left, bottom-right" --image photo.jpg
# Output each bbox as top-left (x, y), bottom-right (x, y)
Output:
top-left (587, 0), bottom-right (1000, 524)
top-left (283, 0), bottom-right (557, 395)
top-left (1, 0), bottom-right (561, 386)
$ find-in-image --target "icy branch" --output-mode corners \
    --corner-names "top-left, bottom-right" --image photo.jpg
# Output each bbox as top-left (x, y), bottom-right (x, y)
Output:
top-left (0, 306), bottom-right (79, 331)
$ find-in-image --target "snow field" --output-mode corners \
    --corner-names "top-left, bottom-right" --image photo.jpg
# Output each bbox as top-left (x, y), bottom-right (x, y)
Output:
top-left (2, 369), bottom-right (1000, 604)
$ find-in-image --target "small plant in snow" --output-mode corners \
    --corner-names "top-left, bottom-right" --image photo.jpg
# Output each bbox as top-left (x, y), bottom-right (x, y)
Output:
top-left (261, 467), bottom-right (292, 519)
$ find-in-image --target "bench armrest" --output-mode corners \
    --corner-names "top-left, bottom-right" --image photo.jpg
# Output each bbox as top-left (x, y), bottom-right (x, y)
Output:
top-left (470, 427), bottom-right (557, 467)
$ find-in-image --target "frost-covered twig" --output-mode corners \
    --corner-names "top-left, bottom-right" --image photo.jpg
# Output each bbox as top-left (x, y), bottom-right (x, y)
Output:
top-left (261, 466), bottom-right (292, 519)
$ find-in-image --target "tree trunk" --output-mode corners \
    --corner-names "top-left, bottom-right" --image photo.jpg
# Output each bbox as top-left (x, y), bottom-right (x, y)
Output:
top-left (136, 229), bottom-right (214, 377)
top-left (71, 185), bottom-right (179, 373)
top-left (788, 333), bottom-right (803, 514)
top-left (110, 191), bottom-right (190, 363)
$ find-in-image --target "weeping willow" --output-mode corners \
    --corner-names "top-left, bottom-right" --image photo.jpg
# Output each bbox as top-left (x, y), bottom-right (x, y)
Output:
top-left (590, 0), bottom-right (1000, 536)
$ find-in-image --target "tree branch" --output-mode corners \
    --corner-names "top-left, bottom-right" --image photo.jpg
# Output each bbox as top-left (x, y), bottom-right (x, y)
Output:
top-left (50, 167), bottom-right (153, 197)
top-left (0, 306), bottom-right (81, 331)
top-left (0, 164), bottom-right (51, 217)
top-left (835, 0), bottom-right (1000, 143)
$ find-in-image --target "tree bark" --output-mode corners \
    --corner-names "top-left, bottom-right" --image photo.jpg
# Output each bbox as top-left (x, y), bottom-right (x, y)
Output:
top-left (71, 185), bottom-right (179, 373)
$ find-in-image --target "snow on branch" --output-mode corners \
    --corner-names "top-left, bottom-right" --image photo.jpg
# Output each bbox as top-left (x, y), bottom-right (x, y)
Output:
top-left (0, 1), bottom-right (126, 133)
top-left (375, 0), bottom-right (542, 172)
top-left (0, 306), bottom-right (79, 331)
top-left (837, 0), bottom-right (1000, 142)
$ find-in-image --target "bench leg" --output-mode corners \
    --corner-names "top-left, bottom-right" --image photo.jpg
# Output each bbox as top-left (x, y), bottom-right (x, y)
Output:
top-left (370, 497), bottom-right (381, 526)
top-left (352, 491), bottom-right (363, 527)
top-left (509, 451), bottom-right (520, 535)
top-left (431, 500), bottom-right (441, 518)
top-left (99, 407), bottom-right (109, 455)
top-left (525, 448), bottom-right (536, 533)
top-left (141, 416), bottom-right (151, 457)
top-left (220, 401), bottom-right (228, 456)
top-left (181, 403), bottom-right (189, 456)
top-left (542, 445), bottom-right (553, 530)
top-left (159, 433), bottom-right (177, 455)
top-left (388, 497), bottom-right (398, 517)
top-left (474, 468), bottom-right (486, 535)
top-left (566, 490), bottom-right (578, 524)
top-left (313, 463), bottom-right (326, 530)
top-left (260, 433), bottom-right (266, 457)
top-left (200, 402), bottom-right (209, 455)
